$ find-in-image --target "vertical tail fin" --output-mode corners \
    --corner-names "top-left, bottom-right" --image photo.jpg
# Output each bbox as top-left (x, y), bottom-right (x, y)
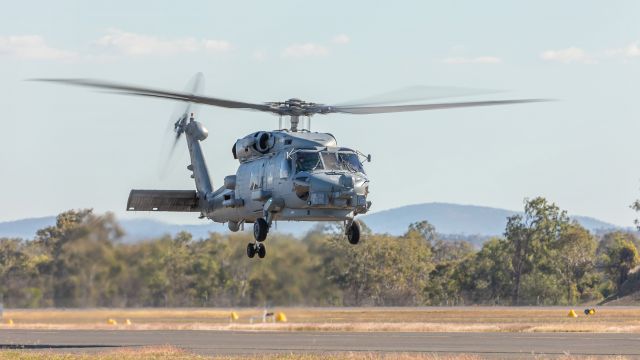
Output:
top-left (184, 114), bottom-right (213, 196)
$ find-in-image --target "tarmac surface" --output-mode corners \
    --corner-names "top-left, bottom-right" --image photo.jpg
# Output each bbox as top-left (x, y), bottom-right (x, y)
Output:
top-left (2, 329), bottom-right (640, 358)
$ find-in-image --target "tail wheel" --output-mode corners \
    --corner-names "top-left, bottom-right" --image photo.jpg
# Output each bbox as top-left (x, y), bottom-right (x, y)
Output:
top-left (246, 243), bottom-right (256, 258)
top-left (253, 218), bottom-right (269, 242)
top-left (257, 243), bottom-right (266, 258)
top-left (347, 221), bottom-right (361, 245)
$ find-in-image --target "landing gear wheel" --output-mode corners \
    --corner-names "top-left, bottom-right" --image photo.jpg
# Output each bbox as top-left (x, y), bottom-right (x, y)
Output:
top-left (257, 243), bottom-right (266, 258)
top-left (246, 243), bottom-right (256, 258)
top-left (346, 221), bottom-right (361, 245)
top-left (253, 218), bottom-right (269, 242)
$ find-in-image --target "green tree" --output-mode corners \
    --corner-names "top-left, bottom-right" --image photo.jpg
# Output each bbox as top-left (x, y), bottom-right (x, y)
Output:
top-left (320, 224), bottom-right (433, 306)
top-left (504, 197), bottom-right (570, 305)
top-left (458, 237), bottom-right (512, 304)
top-left (427, 239), bottom-right (474, 305)
top-left (189, 234), bottom-right (224, 306)
top-left (554, 223), bottom-right (598, 304)
top-left (247, 235), bottom-right (321, 306)
top-left (0, 238), bottom-right (35, 307)
top-left (34, 209), bottom-right (123, 307)
top-left (405, 220), bottom-right (437, 244)
top-left (2, 207), bottom-right (627, 307)
top-left (599, 232), bottom-right (640, 292)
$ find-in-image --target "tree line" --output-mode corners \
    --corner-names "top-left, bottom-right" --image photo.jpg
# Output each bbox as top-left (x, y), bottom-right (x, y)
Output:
top-left (1, 197), bottom-right (639, 308)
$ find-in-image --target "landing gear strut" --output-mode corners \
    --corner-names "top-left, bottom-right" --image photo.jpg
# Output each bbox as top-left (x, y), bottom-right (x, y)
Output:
top-left (247, 218), bottom-right (270, 259)
top-left (346, 220), bottom-right (361, 245)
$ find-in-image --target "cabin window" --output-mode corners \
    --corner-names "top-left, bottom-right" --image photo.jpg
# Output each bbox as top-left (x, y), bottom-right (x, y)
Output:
top-left (279, 156), bottom-right (292, 178)
top-left (249, 165), bottom-right (262, 190)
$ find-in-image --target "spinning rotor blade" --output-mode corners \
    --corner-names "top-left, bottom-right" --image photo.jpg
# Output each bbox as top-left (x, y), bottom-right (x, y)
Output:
top-left (34, 77), bottom-right (551, 119)
top-left (329, 98), bottom-right (550, 115)
top-left (336, 85), bottom-right (502, 107)
top-left (34, 78), bottom-right (275, 113)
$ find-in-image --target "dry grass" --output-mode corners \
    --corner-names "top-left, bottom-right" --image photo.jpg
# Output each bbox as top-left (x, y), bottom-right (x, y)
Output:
top-left (0, 346), bottom-right (631, 360)
top-left (3, 307), bottom-right (640, 333)
top-left (0, 346), bottom-right (485, 359)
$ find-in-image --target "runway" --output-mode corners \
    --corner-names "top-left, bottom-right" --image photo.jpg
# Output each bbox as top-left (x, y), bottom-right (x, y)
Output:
top-left (2, 330), bottom-right (640, 358)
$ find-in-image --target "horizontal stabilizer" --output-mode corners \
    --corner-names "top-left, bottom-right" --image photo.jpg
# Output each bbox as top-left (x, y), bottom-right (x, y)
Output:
top-left (127, 190), bottom-right (199, 212)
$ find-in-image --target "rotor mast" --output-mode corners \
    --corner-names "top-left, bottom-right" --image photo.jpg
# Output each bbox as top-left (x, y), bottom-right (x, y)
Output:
top-left (290, 115), bottom-right (300, 132)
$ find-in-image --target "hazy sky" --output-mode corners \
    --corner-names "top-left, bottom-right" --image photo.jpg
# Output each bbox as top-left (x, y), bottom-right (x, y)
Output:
top-left (1, 1), bottom-right (640, 227)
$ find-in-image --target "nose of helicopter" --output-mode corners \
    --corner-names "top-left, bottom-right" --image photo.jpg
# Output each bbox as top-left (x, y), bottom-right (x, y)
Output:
top-left (296, 172), bottom-right (369, 211)
top-left (306, 173), bottom-right (366, 192)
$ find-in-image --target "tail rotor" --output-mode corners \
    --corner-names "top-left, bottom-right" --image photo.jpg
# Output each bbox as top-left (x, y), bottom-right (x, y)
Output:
top-left (159, 73), bottom-right (205, 178)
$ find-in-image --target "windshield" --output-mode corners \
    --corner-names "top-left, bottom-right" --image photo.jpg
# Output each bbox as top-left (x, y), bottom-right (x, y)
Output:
top-left (296, 150), bottom-right (365, 173)
top-left (295, 152), bottom-right (323, 172)
top-left (321, 151), bottom-right (365, 173)
top-left (338, 152), bottom-right (365, 173)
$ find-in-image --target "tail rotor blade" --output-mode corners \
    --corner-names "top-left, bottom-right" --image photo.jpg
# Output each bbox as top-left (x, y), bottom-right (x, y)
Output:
top-left (158, 73), bottom-right (206, 179)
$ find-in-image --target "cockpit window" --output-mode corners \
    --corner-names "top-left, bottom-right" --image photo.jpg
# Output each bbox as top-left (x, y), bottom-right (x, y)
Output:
top-left (321, 152), bottom-right (340, 170)
top-left (320, 151), bottom-right (365, 173)
top-left (295, 150), bottom-right (365, 173)
top-left (337, 152), bottom-right (365, 173)
top-left (295, 152), bottom-right (323, 172)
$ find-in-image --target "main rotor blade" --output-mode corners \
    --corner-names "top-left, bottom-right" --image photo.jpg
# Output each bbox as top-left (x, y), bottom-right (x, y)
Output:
top-left (331, 99), bottom-right (551, 115)
top-left (34, 78), bottom-right (276, 113)
top-left (336, 85), bottom-right (502, 107)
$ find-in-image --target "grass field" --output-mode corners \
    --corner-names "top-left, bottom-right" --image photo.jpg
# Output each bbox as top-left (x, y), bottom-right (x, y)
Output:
top-left (2, 307), bottom-right (640, 333)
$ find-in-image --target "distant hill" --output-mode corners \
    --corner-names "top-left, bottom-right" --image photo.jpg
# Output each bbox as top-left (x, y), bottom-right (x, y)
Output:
top-left (0, 216), bottom-right (58, 239)
top-left (360, 203), bottom-right (622, 236)
top-left (0, 202), bottom-right (625, 242)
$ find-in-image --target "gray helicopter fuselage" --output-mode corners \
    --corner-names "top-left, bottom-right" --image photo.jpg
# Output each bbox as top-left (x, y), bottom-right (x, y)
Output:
top-left (204, 129), bottom-right (370, 230)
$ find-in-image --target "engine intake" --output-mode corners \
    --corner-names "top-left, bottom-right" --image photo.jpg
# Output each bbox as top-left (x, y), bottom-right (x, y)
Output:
top-left (233, 132), bottom-right (276, 162)
top-left (254, 131), bottom-right (274, 153)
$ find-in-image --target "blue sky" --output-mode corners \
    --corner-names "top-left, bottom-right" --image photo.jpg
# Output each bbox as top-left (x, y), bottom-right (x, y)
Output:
top-left (1, 1), bottom-right (640, 227)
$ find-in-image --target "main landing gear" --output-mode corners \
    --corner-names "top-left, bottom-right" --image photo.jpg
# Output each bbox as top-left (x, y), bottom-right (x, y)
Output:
top-left (247, 218), bottom-right (269, 259)
top-left (253, 218), bottom-right (269, 242)
top-left (346, 220), bottom-right (361, 245)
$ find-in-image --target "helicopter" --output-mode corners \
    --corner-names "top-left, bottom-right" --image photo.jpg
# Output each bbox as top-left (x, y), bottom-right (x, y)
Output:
top-left (37, 74), bottom-right (546, 259)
